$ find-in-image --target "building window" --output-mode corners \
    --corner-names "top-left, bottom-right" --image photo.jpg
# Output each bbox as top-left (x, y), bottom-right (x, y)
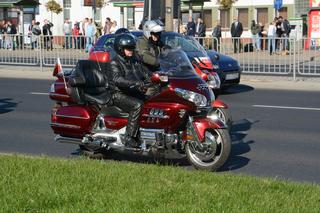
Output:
top-left (203, 10), bottom-right (212, 29)
top-left (64, 8), bottom-right (70, 20)
top-left (220, 9), bottom-right (230, 29)
top-left (63, 0), bottom-right (71, 8)
top-left (127, 7), bottom-right (135, 29)
top-left (84, 0), bottom-right (93, 6)
top-left (238, 8), bottom-right (248, 29)
top-left (0, 9), bottom-right (3, 20)
top-left (94, 8), bottom-right (101, 21)
top-left (278, 7), bottom-right (287, 19)
top-left (257, 8), bottom-right (268, 26)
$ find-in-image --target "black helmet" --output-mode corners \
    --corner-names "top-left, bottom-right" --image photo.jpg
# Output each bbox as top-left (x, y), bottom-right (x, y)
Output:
top-left (113, 33), bottom-right (136, 56)
top-left (115, 28), bottom-right (130, 36)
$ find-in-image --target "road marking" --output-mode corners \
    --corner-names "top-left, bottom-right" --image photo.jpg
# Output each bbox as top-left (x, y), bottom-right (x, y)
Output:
top-left (29, 92), bottom-right (49, 95)
top-left (253, 105), bottom-right (320, 111)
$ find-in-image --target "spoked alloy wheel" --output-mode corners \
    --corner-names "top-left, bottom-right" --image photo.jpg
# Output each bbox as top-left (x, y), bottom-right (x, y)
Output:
top-left (186, 129), bottom-right (231, 171)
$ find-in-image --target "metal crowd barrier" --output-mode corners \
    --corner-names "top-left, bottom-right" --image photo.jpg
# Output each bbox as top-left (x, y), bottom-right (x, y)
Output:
top-left (0, 34), bottom-right (320, 78)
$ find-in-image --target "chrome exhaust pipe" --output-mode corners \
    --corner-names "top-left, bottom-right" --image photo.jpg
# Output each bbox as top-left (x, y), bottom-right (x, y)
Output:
top-left (55, 135), bottom-right (83, 145)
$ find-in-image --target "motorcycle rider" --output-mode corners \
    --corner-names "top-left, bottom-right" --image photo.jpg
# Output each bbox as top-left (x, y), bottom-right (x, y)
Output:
top-left (136, 19), bottom-right (165, 72)
top-left (108, 33), bottom-right (150, 148)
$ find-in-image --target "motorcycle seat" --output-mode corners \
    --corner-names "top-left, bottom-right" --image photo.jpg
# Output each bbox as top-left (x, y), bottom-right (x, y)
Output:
top-left (84, 91), bottom-right (112, 106)
top-left (100, 106), bottom-right (129, 118)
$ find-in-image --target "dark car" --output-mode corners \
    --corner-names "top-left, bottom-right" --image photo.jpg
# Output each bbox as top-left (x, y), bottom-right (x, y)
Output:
top-left (89, 31), bottom-right (241, 88)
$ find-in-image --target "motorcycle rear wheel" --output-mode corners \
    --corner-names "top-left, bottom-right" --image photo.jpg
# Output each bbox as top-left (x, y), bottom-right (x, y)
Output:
top-left (185, 129), bottom-right (231, 172)
top-left (79, 144), bottom-right (108, 159)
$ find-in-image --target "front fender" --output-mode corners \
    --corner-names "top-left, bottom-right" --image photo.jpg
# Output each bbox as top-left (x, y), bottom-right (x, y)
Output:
top-left (211, 99), bottom-right (228, 109)
top-left (190, 115), bottom-right (227, 142)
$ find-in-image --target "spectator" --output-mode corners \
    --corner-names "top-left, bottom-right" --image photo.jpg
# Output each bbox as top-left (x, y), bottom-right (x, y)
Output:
top-left (212, 21), bottom-right (222, 51)
top-left (31, 21), bottom-right (41, 50)
top-left (231, 18), bottom-right (243, 53)
top-left (42, 19), bottom-right (54, 51)
top-left (268, 21), bottom-right (277, 55)
top-left (63, 18), bottom-right (72, 49)
top-left (28, 20), bottom-right (36, 49)
top-left (72, 21), bottom-right (80, 49)
top-left (282, 18), bottom-right (291, 52)
top-left (195, 17), bottom-right (206, 45)
top-left (186, 17), bottom-right (195, 36)
top-left (104, 17), bottom-right (112, 35)
top-left (275, 17), bottom-right (282, 51)
top-left (85, 18), bottom-right (96, 52)
top-left (179, 19), bottom-right (187, 35)
top-left (110, 20), bottom-right (118, 34)
top-left (6, 21), bottom-right (17, 50)
top-left (251, 20), bottom-right (261, 51)
top-left (0, 20), bottom-right (6, 49)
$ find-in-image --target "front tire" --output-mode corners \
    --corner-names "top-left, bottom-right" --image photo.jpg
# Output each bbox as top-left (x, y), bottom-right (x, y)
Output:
top-left (185, 129), bottom-right (231, 171)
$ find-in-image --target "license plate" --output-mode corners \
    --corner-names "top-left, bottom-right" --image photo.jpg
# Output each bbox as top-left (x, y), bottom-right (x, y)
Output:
top-left (225, 73), bottom-right (239, 80)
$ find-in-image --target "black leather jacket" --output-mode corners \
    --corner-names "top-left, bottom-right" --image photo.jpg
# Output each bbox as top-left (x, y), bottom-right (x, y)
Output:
top-left (108, 54), bottom-right (150, 96)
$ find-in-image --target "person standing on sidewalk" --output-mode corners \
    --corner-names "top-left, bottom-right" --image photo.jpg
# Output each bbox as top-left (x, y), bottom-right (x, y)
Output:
top-left (31, 22), bottom-right (41, 50)
top-left (186, 17), bottom-right (196, 37)
top-left (212, 21), bottom-right (221, 51)
top-left (72, 21), bottom-right (80, 49)
top-left (63, 19), bottom-right (72, 49)
top-left (231, 18), bottom-right (243, 53)
top-left (85, 18), bottom-right (96, 53)
top-left (195, 17), bottom-right (206, 46)
top-left (251, 20), bottom-right (261, 51)
top-left (268, 21), bottom-right (277, 55)
top-left (42, 19), bottom-right (54, 51)
top-left (103, 17), bottom-right (112, 35)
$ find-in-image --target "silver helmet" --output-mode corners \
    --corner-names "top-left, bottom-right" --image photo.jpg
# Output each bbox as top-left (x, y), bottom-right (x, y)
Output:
top-left (143, 19), bottom-right (165, 38)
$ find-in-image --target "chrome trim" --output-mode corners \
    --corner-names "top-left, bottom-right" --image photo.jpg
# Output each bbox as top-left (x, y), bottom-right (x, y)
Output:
top-left (50, 122), bottom-right (81, 129)
top-left (141, 114), bottom-right (169, 119)
top-left (55, 114), bottom-right (89, 120)
top-left (207, 111), bottom-right (228, 129)
top-left (55, 135), bottom-right (82, 145)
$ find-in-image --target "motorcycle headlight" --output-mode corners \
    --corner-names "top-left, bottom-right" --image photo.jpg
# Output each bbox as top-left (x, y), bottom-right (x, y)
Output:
top-left (174, 88), bottom-right (207, 107)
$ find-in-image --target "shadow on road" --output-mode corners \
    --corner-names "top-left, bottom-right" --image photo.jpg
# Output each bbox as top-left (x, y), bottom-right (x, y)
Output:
top-left (219, 118), bottom-right (258, 171)
top-left (222, 84), bottom-right (254, 96)
top-left (0, 98), bottom-right (19, 114)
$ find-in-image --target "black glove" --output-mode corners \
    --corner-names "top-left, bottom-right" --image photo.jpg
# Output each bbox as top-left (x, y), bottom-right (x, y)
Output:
top-left (134, 81), bottom-right (147, 93)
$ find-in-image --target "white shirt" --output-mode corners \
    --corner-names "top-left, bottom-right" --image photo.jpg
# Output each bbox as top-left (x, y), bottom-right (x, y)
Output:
top-left (268, 24), bottom-right (276, 36)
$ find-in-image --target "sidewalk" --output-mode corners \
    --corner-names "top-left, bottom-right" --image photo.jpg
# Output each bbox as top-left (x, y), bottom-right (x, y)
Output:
top-left (1, 65), bottom-right (320, 91)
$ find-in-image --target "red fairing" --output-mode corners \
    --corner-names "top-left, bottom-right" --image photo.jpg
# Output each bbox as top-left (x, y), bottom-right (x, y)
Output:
top-left (49, 78), bottom-right (73, 102)
top-left (192, 117), bottom-right (225, 141)
top-left (51, 106), bottom-right (97, 138)
top-left (104, 116), bottom-right (128, 130)
top-left (89, 52), bottom-right (110, 63)
top-left (197, 57), bottom-right (214, 70)
top-left (211, 100), bottom-right (228, 109)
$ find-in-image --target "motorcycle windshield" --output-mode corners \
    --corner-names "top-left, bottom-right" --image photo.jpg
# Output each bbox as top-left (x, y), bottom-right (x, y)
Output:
top-left (159, 49), bottom-right (199, 78)
top-left (162, 34), bottom-right (207, 56)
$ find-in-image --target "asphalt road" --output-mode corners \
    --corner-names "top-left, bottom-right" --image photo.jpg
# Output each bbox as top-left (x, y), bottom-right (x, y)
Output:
top-left (1, 77), bottom-right (320, 183)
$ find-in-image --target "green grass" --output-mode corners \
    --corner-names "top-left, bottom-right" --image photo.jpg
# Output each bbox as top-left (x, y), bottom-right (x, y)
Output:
top-left (0, 154), bottom-right (320, 213)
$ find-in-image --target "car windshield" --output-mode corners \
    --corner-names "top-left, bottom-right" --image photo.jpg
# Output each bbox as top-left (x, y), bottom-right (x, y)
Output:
top-left (159, 48), bottom-right (198, 78)
top-left (162, 34), bottom-right (207, 56)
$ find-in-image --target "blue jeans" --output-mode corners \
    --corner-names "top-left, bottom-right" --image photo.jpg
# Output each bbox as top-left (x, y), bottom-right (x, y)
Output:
top-left (65, 34), bottom-right (72, 49)
top-left (85, 36), bottom-right (94, 52)
top-left (268, 36), bottom-right (276, 54)
top-left (252, 34), bottom-right (261, 50)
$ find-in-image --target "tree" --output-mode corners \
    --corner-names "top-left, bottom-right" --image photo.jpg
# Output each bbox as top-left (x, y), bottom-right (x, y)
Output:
top-left (45, 0), bottom-right (63, 22)
top-left (217, 0), bottom-right (237, 9)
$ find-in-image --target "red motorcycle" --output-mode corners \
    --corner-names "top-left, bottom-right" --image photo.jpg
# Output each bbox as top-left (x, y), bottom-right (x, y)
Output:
top-left (49, 50), bottom-right (231, 171)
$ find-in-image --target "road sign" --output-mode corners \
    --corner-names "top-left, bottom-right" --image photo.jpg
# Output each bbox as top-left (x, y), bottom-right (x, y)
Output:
top-left (274, 0), bottom-right (283, 10)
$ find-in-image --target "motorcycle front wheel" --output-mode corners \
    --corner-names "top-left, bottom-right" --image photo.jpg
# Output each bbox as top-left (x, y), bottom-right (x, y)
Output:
top-left (185, 129), bottom-right (231, 172)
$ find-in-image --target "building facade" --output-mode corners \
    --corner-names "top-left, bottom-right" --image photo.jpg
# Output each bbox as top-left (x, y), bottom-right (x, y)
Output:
top-left (181, 0), bottom-right (296, 37)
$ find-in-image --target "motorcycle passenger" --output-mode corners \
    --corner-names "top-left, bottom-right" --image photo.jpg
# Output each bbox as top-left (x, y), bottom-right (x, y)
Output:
top-left (108, 33), bottom-right (149, 148)
top-left (136, 19), bottom-right (165, 72)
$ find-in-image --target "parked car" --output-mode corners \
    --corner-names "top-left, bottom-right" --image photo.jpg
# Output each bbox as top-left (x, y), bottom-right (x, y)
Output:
top-left (89, 31), bottom-right (241, 88)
